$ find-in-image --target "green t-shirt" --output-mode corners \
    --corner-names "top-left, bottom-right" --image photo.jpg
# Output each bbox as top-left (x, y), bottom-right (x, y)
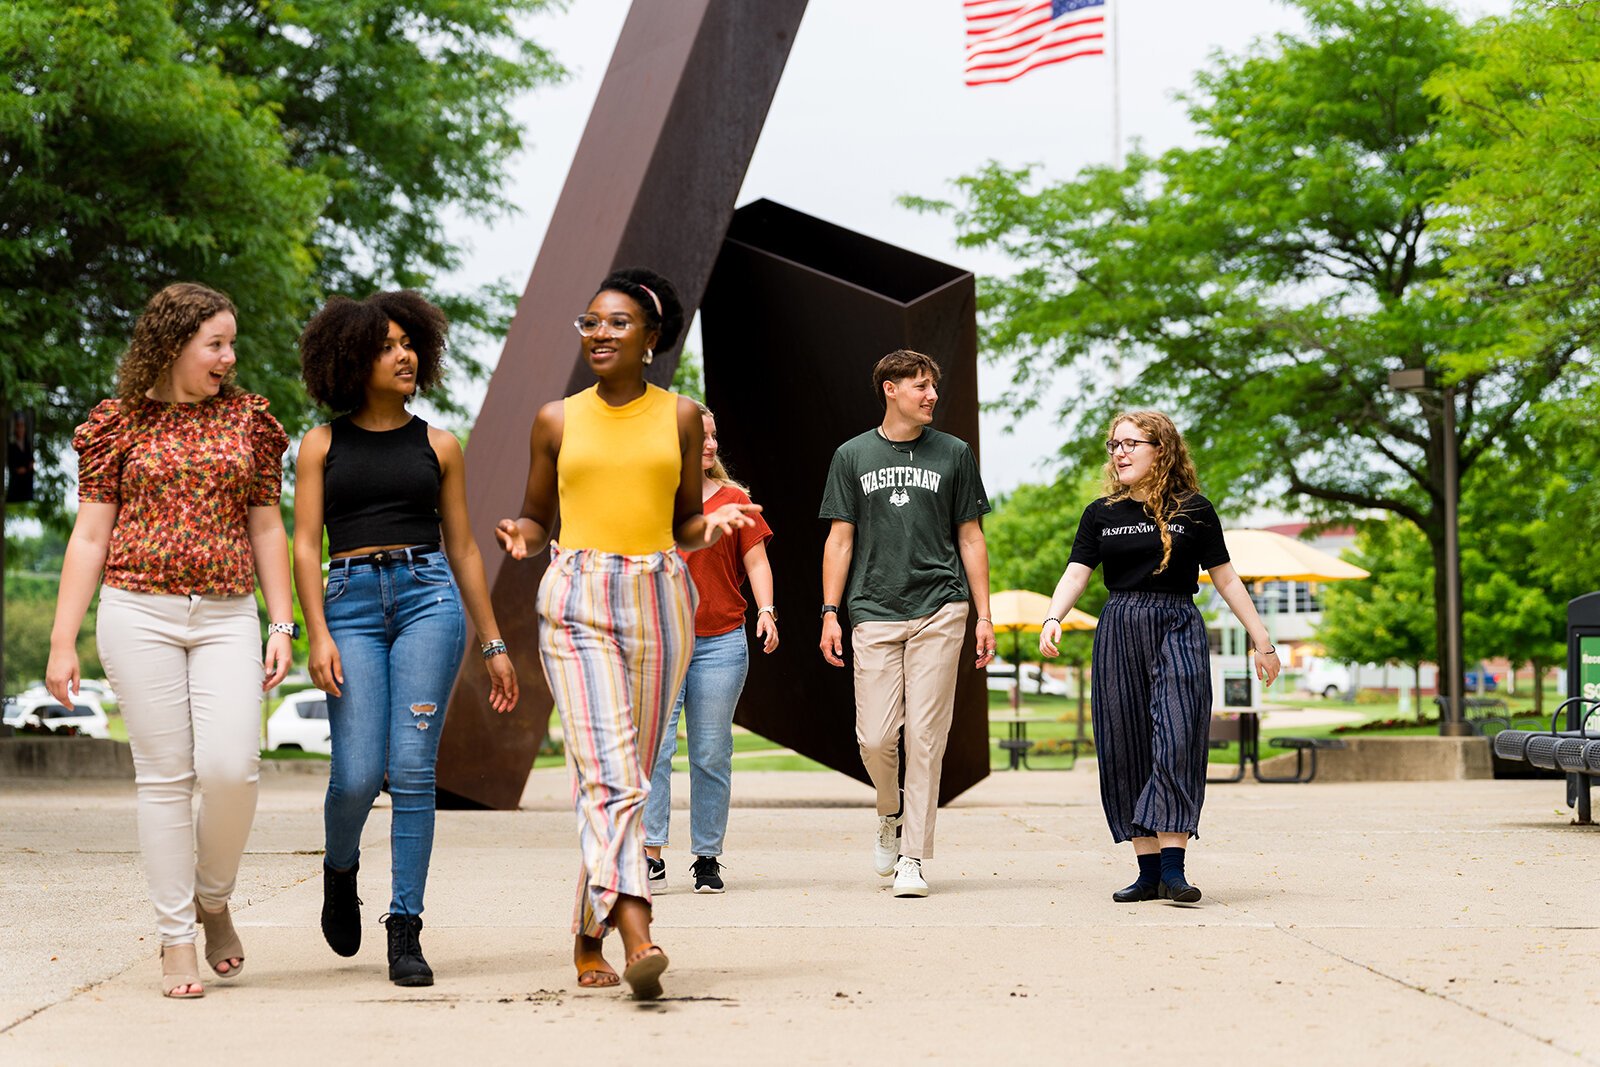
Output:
top-left (818, 427), bottom-right (991, 623)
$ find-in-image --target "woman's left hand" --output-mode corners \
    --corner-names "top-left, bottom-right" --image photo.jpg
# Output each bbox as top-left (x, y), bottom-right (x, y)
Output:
top-left (1254, 647), bottom-right (1281, 688)
top-left (262, 633), bottom-right (293, 691)
top-left (703, 502), bottom-right (763, 546)
top-left (756, 611), bottom-right (779, 654)
top-left (487, 654), bottom-right (519, 713)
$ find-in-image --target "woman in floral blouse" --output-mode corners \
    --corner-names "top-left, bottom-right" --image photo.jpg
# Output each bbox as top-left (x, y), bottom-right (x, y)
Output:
top-left (47, 282), bottom-right (295, 999)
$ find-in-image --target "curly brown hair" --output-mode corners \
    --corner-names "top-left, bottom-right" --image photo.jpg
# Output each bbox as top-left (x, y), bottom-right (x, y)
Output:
top-left (298, 290), bottom-right (447, 412)
top-left (117, 283), bottom-right (240, 406)
top-left (1102, 410), bottom-right (1203, 575)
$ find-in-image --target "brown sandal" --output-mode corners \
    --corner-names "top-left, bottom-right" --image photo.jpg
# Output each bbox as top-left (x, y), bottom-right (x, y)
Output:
top-left (622, 943), bottom-right (669, 1001)
top-left (196, 897), bottom-right (244, 978)
top-left (160, 943), bottom-right (204, 998)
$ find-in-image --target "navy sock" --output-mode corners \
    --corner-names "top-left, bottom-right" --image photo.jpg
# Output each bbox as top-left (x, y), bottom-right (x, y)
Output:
top-left (1133, 852), bottom-right (1161, 888)
top-left (1160, 847), bottom-right (1187, 886)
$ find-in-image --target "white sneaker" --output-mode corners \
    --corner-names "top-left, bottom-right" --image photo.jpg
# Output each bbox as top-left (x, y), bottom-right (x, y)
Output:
top-left (874, 815), bottom-right (901, 876)
top-left (892, 856), bottom-right (928, 897)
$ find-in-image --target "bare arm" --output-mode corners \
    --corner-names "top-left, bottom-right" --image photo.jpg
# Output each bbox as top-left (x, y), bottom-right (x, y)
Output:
top-left (293, 427), bottom-right (348, 696)
top-left (434, 428), bottom-right (517, 712)
top-left (955, 518), bottom-right (995, 668)
top-left (495, 401), bottom-right (562, 558)
top-left (1208, 561), bottom-right (1281, 686)
top-left (743, 539), bottom-right (778, 654)
top-left (248, 501), bottom-right (294, 691)
top-left (819, 520), bottom-right (854, 667)
top-left (45, 502), bottom-right (119, 707)
top-left (1039, 562), bottom-right (1094, 658)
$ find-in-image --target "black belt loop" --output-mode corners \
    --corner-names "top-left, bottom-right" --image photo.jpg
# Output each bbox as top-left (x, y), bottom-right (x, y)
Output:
top-left (329, 545), bottom-right (441, 571)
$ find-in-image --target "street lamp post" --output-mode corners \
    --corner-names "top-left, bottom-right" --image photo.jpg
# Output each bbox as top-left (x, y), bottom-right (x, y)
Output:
top-left (1388, 369), bottom-right (1471, 737)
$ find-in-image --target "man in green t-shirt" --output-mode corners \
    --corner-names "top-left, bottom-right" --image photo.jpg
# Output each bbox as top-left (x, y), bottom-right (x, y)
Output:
top-left (818, 349), bottom-right (995, 898)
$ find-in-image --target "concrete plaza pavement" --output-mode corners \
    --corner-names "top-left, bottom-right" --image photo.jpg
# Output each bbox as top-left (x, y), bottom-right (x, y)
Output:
top-left (2, 762), bottom-right (1597, 1065)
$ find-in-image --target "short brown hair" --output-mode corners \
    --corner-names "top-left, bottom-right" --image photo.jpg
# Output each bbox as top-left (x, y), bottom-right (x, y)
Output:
top-left (871, 349), bottom-right (941, 408)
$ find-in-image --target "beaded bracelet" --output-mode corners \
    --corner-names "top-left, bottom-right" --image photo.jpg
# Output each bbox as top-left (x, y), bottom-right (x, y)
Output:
top-left (481, 639), bottom-right (508, 660)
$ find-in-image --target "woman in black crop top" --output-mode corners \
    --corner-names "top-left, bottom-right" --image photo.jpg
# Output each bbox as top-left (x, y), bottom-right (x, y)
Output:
top-left (293, 291), bottom-right (517, 987)
top-left (1040, 410), bottom-right (1279, 904)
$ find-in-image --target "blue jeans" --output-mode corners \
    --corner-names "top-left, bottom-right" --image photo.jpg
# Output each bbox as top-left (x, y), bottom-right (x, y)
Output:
top-left (321, 552), bottom-right (466, 916)
top-left (643, 628), bottom-right (749, 856)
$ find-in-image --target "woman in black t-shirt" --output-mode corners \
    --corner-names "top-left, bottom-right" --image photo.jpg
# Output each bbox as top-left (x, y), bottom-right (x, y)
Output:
top-left (1040, 410), bottom-right (1279, 903)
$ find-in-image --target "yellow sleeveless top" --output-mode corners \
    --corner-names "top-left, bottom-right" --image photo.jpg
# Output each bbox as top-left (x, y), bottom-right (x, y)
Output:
top-left (557, 384), bottom-right (681, 554)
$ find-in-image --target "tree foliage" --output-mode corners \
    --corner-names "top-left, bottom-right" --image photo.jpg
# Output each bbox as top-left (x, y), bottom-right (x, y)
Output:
top-left (907, 0), bottom-right (1597, 681)
top-left (2, 0), bottom-right (567, 519)
top-left (2, 0), bottom-right (325, 511)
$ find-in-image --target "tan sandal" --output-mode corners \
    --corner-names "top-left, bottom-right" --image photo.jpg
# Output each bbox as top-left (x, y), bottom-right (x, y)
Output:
top-left (622, 943), bottom-right (668, 1001)
top-left (160, 943), bottom-right (204, 998)
top-left (196, 897), bottom-right (244, 978)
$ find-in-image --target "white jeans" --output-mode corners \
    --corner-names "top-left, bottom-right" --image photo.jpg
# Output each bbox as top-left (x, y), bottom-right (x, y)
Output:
top-left (97, 586), bottom-right (263, 946)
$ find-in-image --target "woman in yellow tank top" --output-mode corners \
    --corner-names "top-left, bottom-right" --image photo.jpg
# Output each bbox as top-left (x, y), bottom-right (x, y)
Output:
top-left (495, 268), bottom-right (759, 1000)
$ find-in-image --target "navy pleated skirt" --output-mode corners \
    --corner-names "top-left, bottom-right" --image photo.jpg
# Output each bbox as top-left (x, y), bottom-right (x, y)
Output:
top-left (1090, 590), bottom-right (1212, 843)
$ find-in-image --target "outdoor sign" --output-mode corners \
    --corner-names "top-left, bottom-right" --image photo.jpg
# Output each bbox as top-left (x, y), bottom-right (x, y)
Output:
top-left (1581, 635), bottom-right (1600, 704)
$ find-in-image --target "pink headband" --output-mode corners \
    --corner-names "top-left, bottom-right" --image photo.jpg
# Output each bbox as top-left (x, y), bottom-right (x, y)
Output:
top-left (638, 284), bottom-right (663, 317)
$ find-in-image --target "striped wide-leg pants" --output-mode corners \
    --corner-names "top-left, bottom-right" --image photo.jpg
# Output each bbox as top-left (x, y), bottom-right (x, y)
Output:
top-left (537, 546), bottom-right (696, 937)
top-left (1090, 590), bottom-right (1212, 843)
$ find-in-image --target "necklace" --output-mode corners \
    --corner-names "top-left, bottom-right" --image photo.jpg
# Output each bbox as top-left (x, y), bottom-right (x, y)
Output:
top-left (876, 427), bottom-right (919, 464)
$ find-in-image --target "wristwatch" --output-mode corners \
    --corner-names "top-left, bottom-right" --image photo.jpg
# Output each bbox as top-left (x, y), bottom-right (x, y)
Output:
top-left (266, 622), bottom-right (300, 639)
top-left (821, 604), bottom-right (839, 617)
top-left (757, 605), bottom-right (778, 622)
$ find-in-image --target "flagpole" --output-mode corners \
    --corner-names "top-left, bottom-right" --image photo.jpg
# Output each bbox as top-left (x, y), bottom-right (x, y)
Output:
top-left (1110, 0), bottom-right (1123, 169)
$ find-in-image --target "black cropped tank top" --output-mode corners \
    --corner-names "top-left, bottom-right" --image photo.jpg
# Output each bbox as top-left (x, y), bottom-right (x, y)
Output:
top-left (323, 415), bottom-right (443, 555)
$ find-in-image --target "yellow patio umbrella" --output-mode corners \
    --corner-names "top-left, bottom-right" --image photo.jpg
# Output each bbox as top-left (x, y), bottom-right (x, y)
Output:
top-left (988, 589), bottom-right (1097, 713)
top-left (1198, 529), bottom-right (1370, 583)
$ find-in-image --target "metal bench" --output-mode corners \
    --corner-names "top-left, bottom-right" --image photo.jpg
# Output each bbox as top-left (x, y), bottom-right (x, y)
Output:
top-left (1488, 698), bottom-right (1600, 822)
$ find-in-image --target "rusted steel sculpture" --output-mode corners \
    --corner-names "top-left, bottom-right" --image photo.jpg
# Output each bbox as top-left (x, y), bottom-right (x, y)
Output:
top-left (701, 200), bottom-right (988, 804)
top-left (439, 2), bottom-right (989, 808)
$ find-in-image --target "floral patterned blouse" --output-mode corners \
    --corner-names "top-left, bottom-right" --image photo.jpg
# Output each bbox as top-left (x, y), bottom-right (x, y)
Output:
top-left (74, 393), bottom-right (289, 596)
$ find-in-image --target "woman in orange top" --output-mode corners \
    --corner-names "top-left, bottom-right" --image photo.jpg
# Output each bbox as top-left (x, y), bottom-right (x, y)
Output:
top-left (643, 404), bottom-right (777, 894)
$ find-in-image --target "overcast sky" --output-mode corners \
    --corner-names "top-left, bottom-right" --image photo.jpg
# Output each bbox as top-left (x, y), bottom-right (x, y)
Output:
top-left (440, 0), bottom-right (1514, 498)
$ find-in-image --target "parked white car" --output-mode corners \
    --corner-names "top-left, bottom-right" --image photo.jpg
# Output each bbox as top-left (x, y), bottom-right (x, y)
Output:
top-left (265, 690), bottom-right (332, 755)
top-left (985, 659), bottom-right (1071, 697)
top-left (2, 691), bottom-right (111, 739)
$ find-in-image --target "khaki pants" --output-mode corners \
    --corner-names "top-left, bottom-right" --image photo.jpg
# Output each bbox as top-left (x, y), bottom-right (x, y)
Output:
top-left (852, 600), bottom-right (968, 860)
top-left (97, 586), bottom-right (263, 946)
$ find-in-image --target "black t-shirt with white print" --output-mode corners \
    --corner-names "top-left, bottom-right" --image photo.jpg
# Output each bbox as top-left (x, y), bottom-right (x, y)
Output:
top-left (1067, 494), bottom-right (1230, 594)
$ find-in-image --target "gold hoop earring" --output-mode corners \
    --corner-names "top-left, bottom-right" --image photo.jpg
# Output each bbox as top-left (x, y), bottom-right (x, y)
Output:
top-left (643, 347), bottom-right (654, 364)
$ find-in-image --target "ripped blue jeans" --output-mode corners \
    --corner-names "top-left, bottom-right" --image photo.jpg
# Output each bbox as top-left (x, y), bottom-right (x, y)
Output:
top-left (321, 550), bottom-right (467, 917)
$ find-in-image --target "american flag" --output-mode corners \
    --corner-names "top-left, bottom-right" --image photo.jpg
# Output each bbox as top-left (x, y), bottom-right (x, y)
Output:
top-left (964, 0), bottom-right (1107, 86)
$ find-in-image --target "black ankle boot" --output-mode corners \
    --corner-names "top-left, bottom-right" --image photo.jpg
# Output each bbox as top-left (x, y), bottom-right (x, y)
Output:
top-left (321, 861), bottom-right (362, 957)
top-left (1159, 875), bottom-right (1202, 904)
top-left (381, 913), bottom-right (433, 986)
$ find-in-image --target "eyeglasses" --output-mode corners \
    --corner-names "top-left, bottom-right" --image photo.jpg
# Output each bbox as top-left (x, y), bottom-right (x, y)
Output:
top-left (574, 314), bottom-right (640, 337)
top-left (1106, 438), bottom-right (1156, 455)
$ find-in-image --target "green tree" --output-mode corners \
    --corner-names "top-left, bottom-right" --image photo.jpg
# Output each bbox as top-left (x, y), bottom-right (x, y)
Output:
top-left (1429, 1), bottom-right (1600, 371)
top-left (171, 0), bottom-right (567, 409)
top-left (907, 0), bottom-right (1591, 693)
top-left (1315, 522), bottom-right (1436, 713)
top-left (2, 0), bottom-right (325, 513)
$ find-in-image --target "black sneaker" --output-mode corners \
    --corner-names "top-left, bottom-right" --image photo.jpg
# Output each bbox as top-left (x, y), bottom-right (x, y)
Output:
top-left (321, 861), bottom-right (362, 957)
top-left (691, 856), bottom-right (725, 894)
top-left (380, 913), bottom-right (433, 986)
top-left (647, 856), bottom-right (667, 892)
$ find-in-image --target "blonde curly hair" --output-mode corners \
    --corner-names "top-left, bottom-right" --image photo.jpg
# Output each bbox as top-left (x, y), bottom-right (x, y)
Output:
top-left (1102, 409), bottom-right (1202, 575)
top-left (117, 283), bottom-right (240, 407)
